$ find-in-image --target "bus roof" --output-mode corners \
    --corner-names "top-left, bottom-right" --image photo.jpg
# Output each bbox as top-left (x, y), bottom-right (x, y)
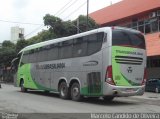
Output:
top-left (19, 26), bottom-right (140, 53)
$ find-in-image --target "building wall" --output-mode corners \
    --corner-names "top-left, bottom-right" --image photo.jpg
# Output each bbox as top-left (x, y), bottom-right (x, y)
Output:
top-left (147, 56), bottom-right (160, 79)
top-left (145, 32), bottom-right (160, 56)
top-left (11, 26), bottom-right (24, 44)
top-left (147, 68), bottom-right (160, 79)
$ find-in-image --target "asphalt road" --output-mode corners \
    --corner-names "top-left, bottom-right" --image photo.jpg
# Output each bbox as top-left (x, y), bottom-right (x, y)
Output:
top-left (0, 84), bottom-right (160, 114)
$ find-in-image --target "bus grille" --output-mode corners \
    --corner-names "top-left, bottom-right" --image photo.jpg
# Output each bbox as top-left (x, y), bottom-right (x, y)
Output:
top-left (87, 72), bottom-right (101, 94)
top-left (115, 56), bottom-right (143, 65)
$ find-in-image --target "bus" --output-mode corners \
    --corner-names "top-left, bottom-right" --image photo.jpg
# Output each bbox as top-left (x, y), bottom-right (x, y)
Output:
top-left (15, 27), bottom-right (146, 101)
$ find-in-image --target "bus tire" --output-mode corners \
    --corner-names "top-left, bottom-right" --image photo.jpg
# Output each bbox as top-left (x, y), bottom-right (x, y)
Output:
top-left (71, 82), bottom-right (82, 101)
top-left (103, 96), bottom-right (114, 102)
top-left (44, 90), bottom-right (50, 94)
top-left (20, 80), bottom-right (27, 92)
top-left (59, 82), bottom-right (69, 99)
top-left (155, 87), bottom-right (159, 93)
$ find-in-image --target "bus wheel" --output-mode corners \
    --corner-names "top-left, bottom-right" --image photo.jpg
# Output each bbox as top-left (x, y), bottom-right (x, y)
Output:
top-left (44, 90), bottom-right (50, 94)
top-left (20, 80), bottom-right (27, 92)
top-left (103, 96), bottom-right (114, 102)
top-left (71, 82), bottom-right (82, 101)
top-left (155, 87), bottom-right (159, 93)
top-left (59, 82), bottom-right (69, 99)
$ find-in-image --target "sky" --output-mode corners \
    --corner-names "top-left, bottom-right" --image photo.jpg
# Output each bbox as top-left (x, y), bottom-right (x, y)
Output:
top-left (0, 0), bottom-right (122, 43)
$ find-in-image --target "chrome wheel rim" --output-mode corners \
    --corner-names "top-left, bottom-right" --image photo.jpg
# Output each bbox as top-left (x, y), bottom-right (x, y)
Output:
top-left (72, 87), bottom-right (79, 97)
top-left (61, 86), bottom-right (66, 96)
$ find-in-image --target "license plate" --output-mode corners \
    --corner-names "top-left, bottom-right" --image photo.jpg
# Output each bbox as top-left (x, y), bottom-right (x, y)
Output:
top-left (125, 88), bottom-right (134, 92)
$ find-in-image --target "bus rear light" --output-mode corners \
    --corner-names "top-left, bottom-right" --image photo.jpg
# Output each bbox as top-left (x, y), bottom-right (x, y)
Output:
top-left (105, 65), bottom-right (115, 85)
top-left (141, 68), bottom-right (147, 85)
top-left (106, 78), bottom-right (115, 85)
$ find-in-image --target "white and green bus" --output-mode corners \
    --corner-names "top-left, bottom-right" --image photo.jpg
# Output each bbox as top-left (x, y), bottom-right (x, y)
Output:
top-left (15, 27), bottom-right (146, 101)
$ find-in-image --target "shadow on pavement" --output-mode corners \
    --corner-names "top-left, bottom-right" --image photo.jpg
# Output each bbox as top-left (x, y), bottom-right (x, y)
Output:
top-left (17, 90), bottom-right (139, 106)
top-left (18, 90), bottom-right (60, 98)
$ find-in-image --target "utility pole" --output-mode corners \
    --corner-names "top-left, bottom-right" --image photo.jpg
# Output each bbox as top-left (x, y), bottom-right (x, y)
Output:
top-left (86, 0), bottom-right (89, 31)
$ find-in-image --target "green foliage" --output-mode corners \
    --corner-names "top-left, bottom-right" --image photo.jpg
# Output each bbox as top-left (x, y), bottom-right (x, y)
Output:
top-left (16, 39), bottom-right (28, 53)
top-left (43, 14), bottom-right (62, 27)
top-left (43, 14), bottom-right (99, 38)
top-left (2, 40), bottom-right (15, 49)
top-left (28, 30), bottom-right (56, 45)
top-left (0, 39), bottom-right (27, 68)
top-left (73, 15), bottom-right (99, 32)
top-left (0, 40), bottom-right (16, 67)
top-left (44, 14), bottom-right (69, 37)
top-left (0, 47), bottom-right (16, 67)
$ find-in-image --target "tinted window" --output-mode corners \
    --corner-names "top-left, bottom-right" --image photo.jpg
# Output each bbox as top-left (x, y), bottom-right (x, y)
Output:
top-left (47, 43), bottom-right (59, 60)
top-left (37, 46), bottom-right (48, 62)
top-left (21, 32), bottom-right (104, 63)
top-left (73, 37), bottom-right (87, 57)
top-left (87, 32), bottom-right (104, 55)
top-left (59, 40), bottom-right (73, 59)
top-left (112, 29), bottom-right (146, 49)
top-left (150, 18), bottom-right (158, 32)
top-left (21, 51), bottom-right (29, 64)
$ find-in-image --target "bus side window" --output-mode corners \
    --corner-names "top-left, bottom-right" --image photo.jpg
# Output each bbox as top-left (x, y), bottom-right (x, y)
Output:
top-left (37, 46), bottom-right (49, 62)
top-left (47, 43), bottom-right (59, 60)
top-left (21, 51), bottom-right (29, 65)
top-left (34, 48), bottom-right (39, 62)
top-left (37, 47), bottom-right (44, 62)
top-left (73, 36), bottom-right (87, 57)
top-left (59, 40), bottom-right (73, 59)
top-left (87, 33), bottom-right (103, 55)
top-left (28, 49), bottom-right (36, 63)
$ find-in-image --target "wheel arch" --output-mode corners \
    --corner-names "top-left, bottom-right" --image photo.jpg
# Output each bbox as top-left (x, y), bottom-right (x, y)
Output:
top-left (19, 78), bottom-right (24, 87)
top-left (58, 77), bottom-right (68, 91)
top-left (69, 78), bottom-right (81, 89)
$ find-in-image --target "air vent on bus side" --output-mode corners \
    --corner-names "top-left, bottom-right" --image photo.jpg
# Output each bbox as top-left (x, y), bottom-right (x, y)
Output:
top-left (115, 56), bottom-right (143, 65)
top-left (87, 72), bottom-right (101, 94)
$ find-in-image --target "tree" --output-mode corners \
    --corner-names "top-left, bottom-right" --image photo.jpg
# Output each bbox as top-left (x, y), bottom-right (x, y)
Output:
top-left (27, 14), bottom-right (99, 45)
top-left (73, 15), bottom-right (99, 32)
top-left (0, 47), bottom-right (16, 68)
top-left (28, 30), bottom-right (57, 45)
top-left (0, 40), bottom-right (16, 67)
top-left (43, 14), bottom-right (68, 37)
top-left (16, 39), bottom-right (28, 53)
top-left (43, 14), bottom-right (99, 38)
top-left (2, 40), bottom-right (15, 49)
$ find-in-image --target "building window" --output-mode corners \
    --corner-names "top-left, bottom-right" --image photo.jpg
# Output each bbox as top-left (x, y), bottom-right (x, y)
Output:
top-left (121, 16), bottom-right (160, 34)
top-left (147, 58), bottom-right (160, 68)
top-left (158, 16), bottom-right (160, 31)
top-left (144, 20), bottom-right (151, 34)
top-left (132, 22), bottom-right (138, 30)
top-left (150, 18), bottom-right (158, 33)
top-left (138, 20), bottom-right (144, 33)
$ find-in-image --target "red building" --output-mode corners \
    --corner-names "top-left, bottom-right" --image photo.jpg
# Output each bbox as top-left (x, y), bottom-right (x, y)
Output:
top-left (90, 0), bottom-right (160, 78)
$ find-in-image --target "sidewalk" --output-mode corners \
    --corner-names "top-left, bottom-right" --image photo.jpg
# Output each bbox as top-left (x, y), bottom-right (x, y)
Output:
top-left (132, 92), bottom-right (160, 100)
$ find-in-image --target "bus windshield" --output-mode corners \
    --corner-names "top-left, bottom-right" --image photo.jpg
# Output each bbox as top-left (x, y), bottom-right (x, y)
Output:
top-left (112, 29), bottom-right (146, 49)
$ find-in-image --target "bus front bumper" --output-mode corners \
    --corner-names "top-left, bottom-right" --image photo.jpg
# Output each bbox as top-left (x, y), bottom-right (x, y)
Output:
top-left (103, 84), bottom-right (145, 97)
